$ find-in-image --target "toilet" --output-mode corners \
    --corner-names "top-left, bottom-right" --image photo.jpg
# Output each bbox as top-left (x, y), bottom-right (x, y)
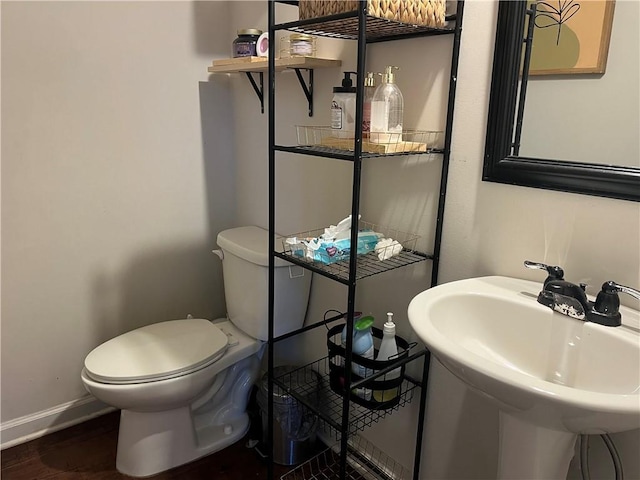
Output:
top-left (81, 226), bottom-right (311, 477)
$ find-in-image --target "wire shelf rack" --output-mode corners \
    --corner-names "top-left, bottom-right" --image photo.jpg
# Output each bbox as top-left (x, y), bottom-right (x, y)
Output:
top-left (276, 12), bottom-right (456, 43)
top-left (280, 434), bottom-right (411, 480)
top-left (279, 222), bottom-right (431, 284)
top-left (295, 127), bottom-right (444, 157)
top-left (273, 357), bottom-right (419, 437)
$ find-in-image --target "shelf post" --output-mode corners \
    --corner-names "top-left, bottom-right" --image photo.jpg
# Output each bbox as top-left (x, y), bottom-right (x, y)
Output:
top-left (512, 3), bottom-right (537, 156)
top-left (339, 2), bottom-right (368, 479)
top-left (431, 0), bottom-right (465, 287)
top-left (267, 1), bottom-right (276, 478)
top-left (412, 351), bottom-right (432, 479)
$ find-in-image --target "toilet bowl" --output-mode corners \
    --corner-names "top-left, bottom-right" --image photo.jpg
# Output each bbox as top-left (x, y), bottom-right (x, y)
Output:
top-left (81, 226), bottom-right (311, 477)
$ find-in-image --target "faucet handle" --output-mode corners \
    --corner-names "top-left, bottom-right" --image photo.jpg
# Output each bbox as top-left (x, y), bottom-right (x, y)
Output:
top-left (593, 281), bottom-right (639, 326)
top-left (524, 260), bottom-right (565, 286)
top-left (604, 281), bottom-right (640, 301)
top-left (597, 281), bottom-right (640, 304)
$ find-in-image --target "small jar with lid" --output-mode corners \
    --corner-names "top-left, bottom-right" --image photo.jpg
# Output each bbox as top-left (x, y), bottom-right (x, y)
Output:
top-left (290, 33), bottom-right (316, 57)
top-left (232, 29), bottom-right (262, 58)
top-left (283, 33), bottom-right (316, 58)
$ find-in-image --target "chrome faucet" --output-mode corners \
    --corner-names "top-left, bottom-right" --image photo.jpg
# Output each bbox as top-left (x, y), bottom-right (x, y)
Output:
top-left (525, 261), bottom-right (640, 327)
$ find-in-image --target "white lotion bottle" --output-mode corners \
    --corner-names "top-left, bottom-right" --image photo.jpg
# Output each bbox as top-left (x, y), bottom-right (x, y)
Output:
top-left (370, 66), bottom-right (403, 144)
top-left (373, 312), bottom-right (401, 402)
top-left (331, 71), bottom-right (357, 138)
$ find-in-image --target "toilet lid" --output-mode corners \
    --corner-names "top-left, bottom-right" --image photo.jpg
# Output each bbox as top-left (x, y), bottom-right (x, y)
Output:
top-left (84, 319), bottom-right (229, 384)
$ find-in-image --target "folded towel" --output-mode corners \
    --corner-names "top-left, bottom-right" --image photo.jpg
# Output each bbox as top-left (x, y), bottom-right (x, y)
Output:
top-left (375, 238), bottom-right (403, 261)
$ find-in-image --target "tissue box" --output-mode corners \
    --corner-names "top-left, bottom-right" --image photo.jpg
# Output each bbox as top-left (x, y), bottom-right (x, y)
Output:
top-left (299, 0), bottom-right (447, 29)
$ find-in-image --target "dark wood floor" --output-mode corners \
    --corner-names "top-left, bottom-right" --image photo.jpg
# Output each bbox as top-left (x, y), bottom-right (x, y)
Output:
top-left (1, 410), bottom-right (292, 480)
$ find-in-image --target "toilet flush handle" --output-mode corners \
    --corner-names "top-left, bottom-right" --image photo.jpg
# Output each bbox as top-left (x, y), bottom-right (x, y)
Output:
top-left (212, 249), bottom-right (224, 261)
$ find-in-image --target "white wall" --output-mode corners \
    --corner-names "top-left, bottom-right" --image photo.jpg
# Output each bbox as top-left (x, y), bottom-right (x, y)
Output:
top-left (1, 1), bottom-right (235, 444)
top-left (2, 1), bottom-right (638, 478)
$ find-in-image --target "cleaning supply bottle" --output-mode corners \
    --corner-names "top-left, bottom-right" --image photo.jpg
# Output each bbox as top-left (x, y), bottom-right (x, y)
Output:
top-left (370, 66), bottom-right (404, 144)
top-left (331, 71), bottom-right (357, 138)
top-left (362, 72), bottom-right (376, 138)
top-left (341, 313), bottom-right (374, 400)
top-left (373, 312), bottom-right (401, 402)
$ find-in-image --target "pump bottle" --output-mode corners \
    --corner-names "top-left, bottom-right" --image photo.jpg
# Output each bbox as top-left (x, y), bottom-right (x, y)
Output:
top-left (331, 71), bottom-right (357, 138)
top-left (341, 313), bottom-right (374, 401)
top-left (362, 72), bottom-right (376, 138)
top-left (370, 66), bottom-right (404, 144)
top-left (373, 312), bottom-right (401, 402)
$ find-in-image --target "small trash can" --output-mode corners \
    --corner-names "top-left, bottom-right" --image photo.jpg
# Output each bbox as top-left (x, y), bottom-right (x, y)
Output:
top-left (257, 366), bottom-right (320, 466)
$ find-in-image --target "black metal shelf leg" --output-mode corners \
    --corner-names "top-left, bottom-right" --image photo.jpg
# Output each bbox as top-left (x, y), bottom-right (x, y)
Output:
top-left (245, 71), bottom-right (264, 114)
top-left (293, 68), bottom-right (314, 116)
top-left (412, 351), bottom-right (431, 480)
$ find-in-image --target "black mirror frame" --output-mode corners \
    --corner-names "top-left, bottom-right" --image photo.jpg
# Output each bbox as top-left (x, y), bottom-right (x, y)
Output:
top-left (483, 0), bottom-right (640, 202)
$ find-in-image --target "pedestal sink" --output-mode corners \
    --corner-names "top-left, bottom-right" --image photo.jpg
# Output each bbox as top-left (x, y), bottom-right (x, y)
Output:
top-left (408, 276), bottom-right (640, 479)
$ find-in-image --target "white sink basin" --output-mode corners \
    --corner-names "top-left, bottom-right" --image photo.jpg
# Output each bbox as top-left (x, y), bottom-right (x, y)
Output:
top-left (408, 276), bottom-right (640, 479)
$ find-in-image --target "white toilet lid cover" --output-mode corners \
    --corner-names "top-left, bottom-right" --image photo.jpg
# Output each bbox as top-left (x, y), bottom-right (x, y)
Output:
top-left (84, 319), bottom-right (229, 383)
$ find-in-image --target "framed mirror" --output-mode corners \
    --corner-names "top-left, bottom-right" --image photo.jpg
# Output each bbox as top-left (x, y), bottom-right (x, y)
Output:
top-left (483, 0), bottom-right (639, 202)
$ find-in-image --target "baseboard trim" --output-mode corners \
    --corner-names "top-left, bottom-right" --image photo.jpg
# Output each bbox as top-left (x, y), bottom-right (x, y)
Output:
top-left (1, 396), bottom-right (116, 450)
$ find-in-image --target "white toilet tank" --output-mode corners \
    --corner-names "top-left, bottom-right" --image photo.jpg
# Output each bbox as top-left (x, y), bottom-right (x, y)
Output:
top-left (216, 226), bottom-right (311, 341)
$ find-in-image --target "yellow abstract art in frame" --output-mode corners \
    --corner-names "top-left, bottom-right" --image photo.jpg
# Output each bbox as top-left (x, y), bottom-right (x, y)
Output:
top-left (528, 0), bottom-right (616, 75)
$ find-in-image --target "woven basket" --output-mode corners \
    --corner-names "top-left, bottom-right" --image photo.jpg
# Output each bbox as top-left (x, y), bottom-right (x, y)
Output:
top-left (299, 0), bottom-right (446, 28)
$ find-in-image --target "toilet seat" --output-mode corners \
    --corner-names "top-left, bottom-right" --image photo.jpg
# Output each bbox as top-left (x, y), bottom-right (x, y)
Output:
top-left (84, 319), bottom-right (229, 385)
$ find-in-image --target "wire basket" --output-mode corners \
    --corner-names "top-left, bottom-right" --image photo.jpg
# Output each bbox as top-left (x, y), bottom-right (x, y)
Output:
top-left (281, 434), bottom-right (411, 480)
top-left (282, 221), bottom-right (420, 266)
top-left (296, 126), bottom-right (444, 155)
top-left (327, 323), bottom-right (414, 410)
top-left (273, 357), bottom-right (419, 437)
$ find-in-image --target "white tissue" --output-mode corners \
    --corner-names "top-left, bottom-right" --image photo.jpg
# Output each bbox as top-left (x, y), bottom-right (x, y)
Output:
top-left (285, 215), bottom-right (366, 262)
top-left (321, 214), bottom-right (358, 242)
top-left (375, 238), bottom-right (403, 261)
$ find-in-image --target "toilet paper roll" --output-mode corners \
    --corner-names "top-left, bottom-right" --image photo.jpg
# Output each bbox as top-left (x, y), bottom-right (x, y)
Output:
top-left (256, 32), bottom-right (269, 57)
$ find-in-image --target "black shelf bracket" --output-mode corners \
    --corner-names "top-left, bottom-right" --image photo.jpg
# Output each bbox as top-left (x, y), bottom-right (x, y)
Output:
top-left (244, 71), bottom-right (264, 114)
top-left (293, 68), bottom-right (314, 116)
top-left (244, 68), bottom-right (313, 116)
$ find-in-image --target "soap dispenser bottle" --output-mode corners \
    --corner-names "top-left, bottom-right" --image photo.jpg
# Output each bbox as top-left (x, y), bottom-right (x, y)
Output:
top-left (331, 71), bottom-right (357, 138)
top-left (370, 66), bottom-right (404, 144)
top-left (362, 72), bottom-right (377, 138)
top-left (341, 313), bottom-right (374, 400)
top-left (373, 312), bottom-right (401, 402)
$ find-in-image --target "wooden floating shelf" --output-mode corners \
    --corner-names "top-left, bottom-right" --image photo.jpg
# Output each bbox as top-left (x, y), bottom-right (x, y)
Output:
top-left (208, 56), bottom-right (342, 74)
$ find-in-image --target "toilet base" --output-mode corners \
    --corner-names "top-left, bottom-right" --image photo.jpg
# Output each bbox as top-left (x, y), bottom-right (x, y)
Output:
top-left (116, 407), bottom-right (249, 477)
top-left (114, 354), bottom-right (262, 477)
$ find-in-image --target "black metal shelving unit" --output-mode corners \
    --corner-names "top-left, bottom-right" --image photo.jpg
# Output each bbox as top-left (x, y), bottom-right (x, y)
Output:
top-left (266, 2), bottom-right (465, 479)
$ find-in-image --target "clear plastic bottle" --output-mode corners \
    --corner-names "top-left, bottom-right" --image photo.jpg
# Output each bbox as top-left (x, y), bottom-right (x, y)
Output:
top-left (373, 312), bottom-right (401, 402)
top-left (370, 66), bottom-right (404, 144)
top-left (362, 72), bottom-right (377, 139)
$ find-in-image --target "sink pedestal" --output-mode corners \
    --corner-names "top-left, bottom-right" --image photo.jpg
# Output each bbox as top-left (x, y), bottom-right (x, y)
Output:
top-left (498, 412), bottom-right (577, 480)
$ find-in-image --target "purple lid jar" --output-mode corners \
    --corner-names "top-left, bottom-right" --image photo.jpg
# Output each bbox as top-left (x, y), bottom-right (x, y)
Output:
top-left (232, 29), bottom-right (262, 58)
